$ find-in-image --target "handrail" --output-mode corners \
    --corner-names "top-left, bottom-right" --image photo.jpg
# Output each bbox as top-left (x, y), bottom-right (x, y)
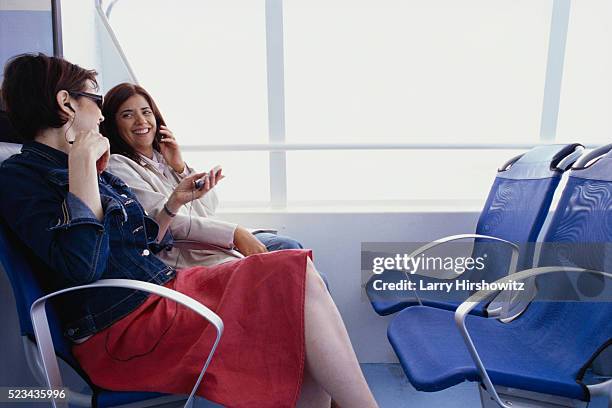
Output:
top-left (94, 0), bottom-right (138, 83)
top-left (398, 234), bottom-right (519, 308)
top-left (179, 142), bottom-right (602, 152)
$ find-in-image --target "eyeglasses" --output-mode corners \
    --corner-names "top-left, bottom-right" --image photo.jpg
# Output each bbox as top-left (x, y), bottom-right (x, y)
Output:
top-left (69, 91), bottom-right (104, 110)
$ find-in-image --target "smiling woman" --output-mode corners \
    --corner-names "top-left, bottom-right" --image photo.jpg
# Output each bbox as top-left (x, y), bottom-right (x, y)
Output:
top-left (102, 83), bottom-right (167, 164)
top-left (115, 96), bottom-right (162, 160)
top-left (100, 83), bottom-right (309, 270)
top-left (101, 83), bottom-right (247, 267)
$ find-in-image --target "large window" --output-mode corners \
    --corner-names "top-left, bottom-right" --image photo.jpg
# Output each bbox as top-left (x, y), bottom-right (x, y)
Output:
top-left (286, 149), bottom-right (523, 204)
top-left (556, 0), bottom-right (612, 145)
top-left (62, 1), bottom-right (594, 207)
top-left (108, 0), bottom-right (269, 145)
top-left (283, 0), bottom-right (552, 144)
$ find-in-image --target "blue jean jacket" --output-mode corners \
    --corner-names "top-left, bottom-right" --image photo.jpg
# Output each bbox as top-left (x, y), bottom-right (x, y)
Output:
top-left (0, 142), bottom-right (175, 341)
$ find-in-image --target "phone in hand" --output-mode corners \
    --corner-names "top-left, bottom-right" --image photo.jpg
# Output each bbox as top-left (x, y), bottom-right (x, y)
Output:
top-left (194, 166), bottom-right (223, 190)
top-left (194, 176), bottom-right (207, 190)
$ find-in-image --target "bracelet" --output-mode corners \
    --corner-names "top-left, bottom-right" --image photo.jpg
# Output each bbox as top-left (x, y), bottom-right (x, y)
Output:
top-left (163, 202), bottom-right (177, 217)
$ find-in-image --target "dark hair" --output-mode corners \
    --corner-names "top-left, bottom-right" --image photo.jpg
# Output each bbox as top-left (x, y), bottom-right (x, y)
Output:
top-left (101, 83), bottom-right (166, 163)
top-left (1, 53), bottom-right (98, 141)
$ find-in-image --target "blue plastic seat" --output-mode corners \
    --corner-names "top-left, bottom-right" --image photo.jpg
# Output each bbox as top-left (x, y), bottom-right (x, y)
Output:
top-left (366, 144), bottom-right (583, 316)
top-left (389, 302), bottom-right (608, 399)
top-left (0, 220), bottom-right (181, 407)
top-left (387, 145), bottom-right (612, 404)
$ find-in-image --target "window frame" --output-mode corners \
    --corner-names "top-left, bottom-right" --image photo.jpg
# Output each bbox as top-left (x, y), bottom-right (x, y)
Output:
top-left (98, 0), bottom-right (573, 208)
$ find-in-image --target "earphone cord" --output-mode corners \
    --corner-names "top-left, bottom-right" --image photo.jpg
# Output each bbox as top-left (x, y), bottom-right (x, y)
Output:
top-left (64, 115), bottom-right (75, 145)
top-left (173, 188), bottom-right (195, 271)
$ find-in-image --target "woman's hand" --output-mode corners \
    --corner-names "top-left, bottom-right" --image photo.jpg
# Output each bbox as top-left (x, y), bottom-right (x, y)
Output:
top-left (233, 226), bottom-right (268, 256)
top-left (158, 125), bottom-right (186, 173)
top-left (166, 168), bottom-right (225, 213)
top-left (68, 130), bottom-right (110, 221)
top-left (70, 130), bottom-right (110, 173)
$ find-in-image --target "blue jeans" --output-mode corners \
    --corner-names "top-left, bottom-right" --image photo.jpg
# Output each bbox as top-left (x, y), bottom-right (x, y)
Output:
top-left (253, 232), bottom-right (303, 251)
top-left (254, 232), bottom-right (329, 290)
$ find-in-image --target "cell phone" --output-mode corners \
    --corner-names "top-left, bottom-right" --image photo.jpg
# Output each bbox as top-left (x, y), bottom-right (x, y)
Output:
top-left (155, 124), bottom-right (163, 143)
top-left (194, 175), bottom-right (207, 190)
top-left (194, 166), bottom-right (222, 190)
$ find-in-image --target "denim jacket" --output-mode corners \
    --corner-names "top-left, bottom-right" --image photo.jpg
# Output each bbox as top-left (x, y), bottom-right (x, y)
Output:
top-left (0, 142), bottom-right (176, 341)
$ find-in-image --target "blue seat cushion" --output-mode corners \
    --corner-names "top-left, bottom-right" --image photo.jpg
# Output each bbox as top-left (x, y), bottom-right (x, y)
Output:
top-left (387, 303), bottom-right (607, 400)
top-left (95, 390), bottom-right (174, 407)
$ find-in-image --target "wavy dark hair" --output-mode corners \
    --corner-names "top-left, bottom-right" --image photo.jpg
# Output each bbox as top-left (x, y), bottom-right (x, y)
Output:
top-left (101, 83), bottom-right (166, 163)
top-left (1, 53), bottom-right (98, 141)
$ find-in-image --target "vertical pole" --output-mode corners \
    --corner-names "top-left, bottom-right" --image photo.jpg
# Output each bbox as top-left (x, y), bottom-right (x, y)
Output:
top-left (540, 0), bottom-right (571, 142)
top-left (266, 0), bottom-right (288, 207)
top-left (51, 0), bottom-right (63, 57)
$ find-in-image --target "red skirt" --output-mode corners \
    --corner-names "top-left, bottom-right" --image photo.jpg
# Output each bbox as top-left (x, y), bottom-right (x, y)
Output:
top-left (73, 250), bottom-right (310, 408)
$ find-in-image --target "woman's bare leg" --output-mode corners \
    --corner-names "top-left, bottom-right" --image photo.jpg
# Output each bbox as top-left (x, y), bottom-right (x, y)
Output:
top-left (296, 365), bottom-right (331, 408)
top-left (299, 258), bottom-right (378, 408)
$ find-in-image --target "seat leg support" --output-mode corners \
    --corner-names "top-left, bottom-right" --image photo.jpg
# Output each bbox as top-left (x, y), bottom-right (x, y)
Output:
top-left (478, 385), bottom-right (587, 408)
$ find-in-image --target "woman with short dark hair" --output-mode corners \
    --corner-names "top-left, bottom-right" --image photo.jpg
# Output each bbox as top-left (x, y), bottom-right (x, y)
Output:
top-left (0, 53), bottom-right (377, 408)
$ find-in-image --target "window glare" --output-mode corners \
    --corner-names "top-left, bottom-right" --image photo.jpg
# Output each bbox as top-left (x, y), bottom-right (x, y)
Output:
top-left (287, 150), bottom-right (521, 203)
top-left (556, 0), bottom-right (612, 145)
top-left (283, 0), bottom-right (552, 144)
top-left (108, 0), bottom-right (269, 145)
top-left (181, 151), bottom-right (270, 204)
top-left (65, 1), bottom-right (602, 206)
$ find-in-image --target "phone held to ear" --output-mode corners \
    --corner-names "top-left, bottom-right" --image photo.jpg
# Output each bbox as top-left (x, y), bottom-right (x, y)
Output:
top-left (194, 166), bottom-right (223, 190)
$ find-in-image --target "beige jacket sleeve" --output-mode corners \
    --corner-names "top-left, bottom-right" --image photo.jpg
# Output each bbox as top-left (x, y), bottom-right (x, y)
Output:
top-left (107, 154), bottom-right (237, 248)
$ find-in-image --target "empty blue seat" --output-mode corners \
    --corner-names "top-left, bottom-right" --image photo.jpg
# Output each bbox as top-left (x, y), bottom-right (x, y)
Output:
top-left (387, 145), bottom-right (612, 404)
top-left (389, 302), bottom-right (608, 399)
top-left (366, 144), bottom-right (583, 316)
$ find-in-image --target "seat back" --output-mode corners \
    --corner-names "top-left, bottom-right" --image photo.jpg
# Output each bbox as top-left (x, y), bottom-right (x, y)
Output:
top-left (366, 144), bottom-right (583, 316)
top-left (0, 220), bottom-right (81, 369)
top-left (520, 146), bottom-right (612, 376)
top-left (470, 144), bottom-right (583, 282)
top-left (539, 144), bottom-right (612, 297)
top-left (0, 139), bottom-right (82, 371)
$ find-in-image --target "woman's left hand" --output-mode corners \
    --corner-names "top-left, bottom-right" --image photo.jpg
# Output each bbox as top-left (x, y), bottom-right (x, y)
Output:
top-left (158, 125), bottom-right (186, 173)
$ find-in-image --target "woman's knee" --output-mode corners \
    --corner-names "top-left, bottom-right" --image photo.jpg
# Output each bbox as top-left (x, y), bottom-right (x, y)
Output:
top-left (306, 258), bottom-right (328, 295)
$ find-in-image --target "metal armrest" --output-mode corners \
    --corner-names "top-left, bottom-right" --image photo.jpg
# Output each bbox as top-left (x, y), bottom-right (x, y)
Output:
top-left (454, 266), bottom-right (612, 408)
top-left (30, 279), bottom-right (224, 408)
top-left (388, 234), bottom-right (519, 306)
top-left (403, 233), bottom-right (519, 279)
top-left (397, 234), bottom-right (518, 307)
